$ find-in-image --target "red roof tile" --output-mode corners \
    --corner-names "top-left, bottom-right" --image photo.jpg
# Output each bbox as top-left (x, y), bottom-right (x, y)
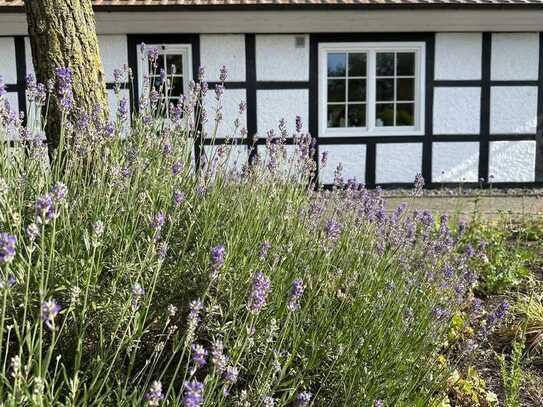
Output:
top-left (2, 0), bottom-right (543, 7)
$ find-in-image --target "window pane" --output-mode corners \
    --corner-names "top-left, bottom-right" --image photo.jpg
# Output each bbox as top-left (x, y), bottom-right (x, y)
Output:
top-left (328, 53), bottom-right (346, 77)
top-left (397, 53), bottom-right (415, 76)
top-left (348, 79), bottom-right (366, 102)
top-left (396, 103), bottom-right (414, 126)
top-left (376, 53), bottom-right (394, 76)
top-left (376, 104), bottom-right (394, 127)
top-left (170, 76), bottom-right (184, 97)
top-left (376, 79), bottom-right (394, 101)
top-left (328, 104), bottom-right (346, 127)
top-left (347, 104), bottom-right (366, 127)
top-left (397, 78), bottom-right (414, 101)
top-left (150, 75), bottom-right (162, 89)
top-left (328, 79), bottom-right (346, 102)
top-left (348, 53), bottom-right (366, 77)
top-left (166, 54), bottom-right (183, 75)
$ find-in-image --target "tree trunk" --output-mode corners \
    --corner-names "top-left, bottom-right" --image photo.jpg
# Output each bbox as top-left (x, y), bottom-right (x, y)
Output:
top-left (24, 0), bottom-right (109, 151)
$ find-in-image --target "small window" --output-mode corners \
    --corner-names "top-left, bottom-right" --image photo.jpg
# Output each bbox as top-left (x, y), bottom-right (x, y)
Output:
top-left (319, 42), bottom-right (425, 137)
top-left (138, 44), bottom-right (192, 115)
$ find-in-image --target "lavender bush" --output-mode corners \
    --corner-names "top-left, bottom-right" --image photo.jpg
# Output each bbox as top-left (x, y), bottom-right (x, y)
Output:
top-left (0, 60), bottom-right (477, 406)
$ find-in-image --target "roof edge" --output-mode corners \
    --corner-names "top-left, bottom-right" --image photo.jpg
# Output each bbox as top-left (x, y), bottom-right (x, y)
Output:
top-left (3, 3), bottom-right (543, 13)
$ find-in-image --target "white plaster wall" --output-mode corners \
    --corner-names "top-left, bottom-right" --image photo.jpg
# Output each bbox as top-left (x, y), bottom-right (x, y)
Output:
top-left (489, 140), bottom-right (536, 182)
top-left (200, 35), bottom-right (246, 82)
top-left (204, 88), bottom-right (247, 139)
top-left (435, 33), bottom-right (482, 80)
top-left (490, 86), bottom-right (537, 134)
top-left (432, 142), bottom-right (479, 182)
top-left (491, 33), bottom-right (539, 81)
top-left (24, 37), bottom-right (35, 77)
top-left (257, 89), bottom-right (308, 136)
top-left (256, 35), bottom-right (309, 81)
top-left (375, 143), bottom-right (422, 184)
top-left (433, 87), bottom-right (481, 135)
top-left (0, 37), bottom-right (16, 84)
top-left (202, 144), bottom-right (248, 175)
top-left (98, 35), bottom-right (128, 82)
top-left (319, 144), bottom-right (366, 185)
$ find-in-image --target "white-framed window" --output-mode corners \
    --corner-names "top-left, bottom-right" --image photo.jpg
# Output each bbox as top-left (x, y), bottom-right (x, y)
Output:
top-left (319, 42), bottom-right (425, 137)
top-left (138, 44), bottom-right (193, 114)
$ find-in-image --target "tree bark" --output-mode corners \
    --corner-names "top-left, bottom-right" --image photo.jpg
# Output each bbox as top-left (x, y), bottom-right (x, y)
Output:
top-left (24, 0), bottom-right (109, 150)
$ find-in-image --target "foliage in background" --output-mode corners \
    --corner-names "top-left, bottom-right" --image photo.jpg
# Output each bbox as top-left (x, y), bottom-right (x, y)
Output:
top-left (0, 58), bottom-right (499, 406)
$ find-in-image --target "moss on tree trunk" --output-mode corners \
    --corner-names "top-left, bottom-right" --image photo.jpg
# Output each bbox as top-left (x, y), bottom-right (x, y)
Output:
top-left (24, 0), bottom-right (109, 150)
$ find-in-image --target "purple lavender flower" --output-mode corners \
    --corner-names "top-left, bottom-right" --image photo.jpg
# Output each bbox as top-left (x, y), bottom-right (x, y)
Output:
top-left (159, 68), bottom-right (167, 85)
top-left (324, 219), bottom-right (341, 242)
top-left (52, 182), bottom-right (68, 202)
top-left (131, 283), bottom-right (145, 311)
top-left (258, 242), bottom-right (272, 260)
top-left (296, 391), bottom-right (312, 406)
top-left (413, 173), bottom-right (425, 195)
top-left (41, 299), bottom-right (61, 330)
top-left (150, 212), bottom-right (166, 232)
top-left (118, 97), bottom-right (129, 122)
top-left (295, 115), bottom-right (303, 133)
top-left (248, 272), bottom-right (271, 314)
top-left (262, 396), bottom-right (275, 407)
top-left (145, 380), bottom-right (165, 406)
top-left (35, 193), bottom-right (56, 224)
top-left (0, 274), bottom-right (16, 289)
top-left (211, 340), bottom-right (228, 373)
top-left (374, 400), bottom-right (384, 407)
top-left (26, 223), bottom-right (39, 242)
top-left (0, 75), bottom-right (6, 97)
top-left (0, 233), bottom-right (17, 265)
top-left (157, 241), bottom-right (168, 260)
top-left (188, 299), bottom-right (203, 326)
top-left (55, 67), bottom-right (73, 111)
top-left (172, 191), bottom-right (186, 207)
top-left (321, 151), bottom-right (328, 167)
top-left (224, 366), bottom-right (239, 384)
top-left (183, 380), bottom-right (204, 407)
top-left (210, 245), bottom-right (226, 277)
top-left (191, 343), bottom-right (208, 368)
top-left (172, 161), bottom-right (184, 176)
top-left (219, 65), bottom-right (228, 82)
top-left (147, 47), bottom-right (159, 63)
top-left (287, 278), bottom-right (305, 312)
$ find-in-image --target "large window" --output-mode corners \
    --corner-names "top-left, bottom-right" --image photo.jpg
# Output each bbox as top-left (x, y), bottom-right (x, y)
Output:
top-left (138, 44), bottom-right (192, 114)
top-left (319, 42), bottom-right (425, 137)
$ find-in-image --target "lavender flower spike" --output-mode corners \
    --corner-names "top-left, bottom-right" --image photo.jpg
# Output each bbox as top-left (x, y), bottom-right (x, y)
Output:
top-left (248, 272), bottom-right (271, 314)
top-left (191, 343), bottom-right (208, 368)
top-left (145, 380), bottom-right (165, 406)
top-left (0, 233), bottom-right (17, 265)
top-left (296, 391), bottom-right (313, 406)
top-left (41, 299), bottom-right (61, 330)
top-left (210, 245), bottom-right (226, 278)
top-left (287, 278), bottom-right (305, 312)
top-left (183, 380), bottom-right (204, 407)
